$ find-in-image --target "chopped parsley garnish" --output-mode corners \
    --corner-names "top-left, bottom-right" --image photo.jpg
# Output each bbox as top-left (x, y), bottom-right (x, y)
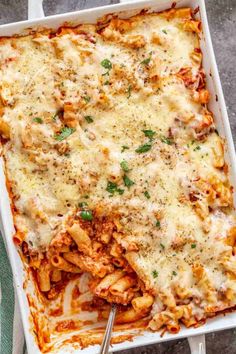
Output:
top-left (78, 202), bottom-right (88, 208)
top-left (120, 160), bottom-right (130, 172)
top-left (106, 181), bottom-right (124, 196)
top-left (162, 29), bottom-right (167, 34)
top-left (142, 129), bottom-right (156, 140)
top-left (156, 220), bottom-right (161, 228)
top-left (104, 80), bottom-right (110, 85)
top-left (141, 57), bottom-right (151, 65)
top-left (54, 127), bottom-right (75, 141)
top-left (83, 95), bottom-right (91, 103)
top-left (191, 243), bottom-right (197, 249)
top-left (123, 175), bottom-right (135, 188)
top-left (160, 136), bottom-right (173, 145)
top-left (80, 210), bottom-right (93, 221)
top-left (172, 271), bottom-right (177, 276)
top-left (84, 115), bottom-right (94, 123)
top-left (144, 191), bottom-right (151, 199)
top-left (135, 143), bottom-right (152, 153)
top-left (152, 270), bottom-right (158, 278)
top-left (121, 145), bottom-right (129, 152)
top-left (160, 243), bottom-right (165, 250)
top-left (193, 145), bottom-right (201, 151)
top-left (82, 195), bottom-right (89, 199)
top-left (32, 117), bottom-right (43, 124)
top-left (126, 85), bottom-right (132, 99)
top-left (141, 52), bottom-right (152, 65)
top-left (101, 59), bottom-right (112, 70)
top-left (106, 181), bottom-right (117, 194)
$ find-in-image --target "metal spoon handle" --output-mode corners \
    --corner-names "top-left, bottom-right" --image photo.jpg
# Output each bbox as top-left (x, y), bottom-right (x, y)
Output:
top-left (99, 304), bottom-right (117, 354)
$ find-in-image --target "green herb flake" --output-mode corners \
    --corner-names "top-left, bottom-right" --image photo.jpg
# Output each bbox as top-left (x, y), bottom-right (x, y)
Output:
top-left (117, 188), bottom-right (125, 195)
top-left (106, 181), bottom-right (118, 195)
top-left (123, 175), bottom-right (135, 188)
top-left (193, 145), bottom-right (201, 151)
top-left (135, 143), bottom-right (152, 154)
top-left (106, 181), bottom-right (124, 196)
top-left (54, 127), bottom-right (76, 141)
top-left (120, 160), bottom-right (129, 172)
top-left (144, 191), bottom-right (151, 199)
top-left (78, 202), bottom-right (88, 208)
top-left (126, 85), bottom-right (132, 99)
top-left (152, 270), bottom-right (158, 278)
top-left (172, 270), bottom-right (177, 276)
top-left (141, 57), bottom-right (151, 65)
top-left (191, 243), bottom-right (197, 249)
top-left (104, 80), bottom-right (110, 85)
top-left (160, 136), bottom-right (173, 145)
top-left (160, 243), bottom-right (165, 250)
top-left (83, 96), bottom-right (91, 103)
top-left (142, 129), bottom-right (156, 140)
top-left (80, 210), bottom-right (93, 221)
top-left (84, 115), bottom-right (94, 123)
top-left (156, 220), bottom-right (161, 228)
top-left (101, 59), bottom-right (112, 70)
top-left (118, 188), bottom-right (125, 195)
top-left (162, 29), bottom-right (167, 34)
top-left (33, 117), bottom-right (43, 124)
top-left (121, 145), bottom-right (129, 152)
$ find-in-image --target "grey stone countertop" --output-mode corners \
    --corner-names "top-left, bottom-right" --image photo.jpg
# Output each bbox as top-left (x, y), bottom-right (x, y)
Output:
top-left (0, 0), bottom-right (235, 353)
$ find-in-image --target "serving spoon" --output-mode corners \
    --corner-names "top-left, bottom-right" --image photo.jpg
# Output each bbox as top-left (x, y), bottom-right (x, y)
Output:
top-left (99, 304), bottom-right (117, 354)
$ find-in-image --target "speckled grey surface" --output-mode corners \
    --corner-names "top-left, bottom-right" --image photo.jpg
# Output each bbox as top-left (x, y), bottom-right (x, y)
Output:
top-left (0, 1), bottom-right (235, 353)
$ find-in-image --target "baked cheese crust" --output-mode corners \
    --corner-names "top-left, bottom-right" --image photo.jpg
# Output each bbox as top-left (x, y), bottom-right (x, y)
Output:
top-left (0, 7), bottom-right (236, 342)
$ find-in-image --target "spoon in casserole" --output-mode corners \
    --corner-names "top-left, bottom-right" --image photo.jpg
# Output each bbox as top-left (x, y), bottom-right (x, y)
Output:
top-left (99, 304), bottom-right (117, 354)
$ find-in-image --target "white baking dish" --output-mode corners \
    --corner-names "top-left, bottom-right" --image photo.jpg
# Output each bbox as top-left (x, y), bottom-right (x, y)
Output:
top-left (0, 0), bottom-right (236, 353)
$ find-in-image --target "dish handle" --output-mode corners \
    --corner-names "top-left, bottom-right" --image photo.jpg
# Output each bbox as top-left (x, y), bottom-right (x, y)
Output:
top-left (188, 334), bottom-right (206, 354)
top-left (28, 0), bottom-right (45, 19)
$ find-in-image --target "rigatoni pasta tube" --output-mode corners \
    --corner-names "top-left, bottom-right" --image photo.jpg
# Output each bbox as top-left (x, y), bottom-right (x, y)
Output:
top-left (116, 308), bottom-right (147, 324)
top-left (51, 268), bottom-right (62, 282)
top-left (63, 252), bottom-right (112, 278)
top-left (110, 275), bottom-right (135, 295)
top-left (37, 261), bottom-right (51, 292)
top-left (131, 294), bottom-right (154, 313)
top-left (95, 270), bottom-right (125, 295)
top-left (50, 254), bottom-right (81, 273)
top-left (67, 222), bottom-right (92, 255)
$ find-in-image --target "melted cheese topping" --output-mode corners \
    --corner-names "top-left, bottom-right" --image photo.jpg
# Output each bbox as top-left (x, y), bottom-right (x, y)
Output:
top-left (1, 9), bottom-right (236, 327)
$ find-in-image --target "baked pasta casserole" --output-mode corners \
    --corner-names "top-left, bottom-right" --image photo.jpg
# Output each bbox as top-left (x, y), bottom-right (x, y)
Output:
top-left (0, 6), bottom-right (236, 351)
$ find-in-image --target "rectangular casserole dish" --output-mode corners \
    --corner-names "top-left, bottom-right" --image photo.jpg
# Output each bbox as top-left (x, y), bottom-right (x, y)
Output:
top-left (0, 0), bottom-right (236, 353)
